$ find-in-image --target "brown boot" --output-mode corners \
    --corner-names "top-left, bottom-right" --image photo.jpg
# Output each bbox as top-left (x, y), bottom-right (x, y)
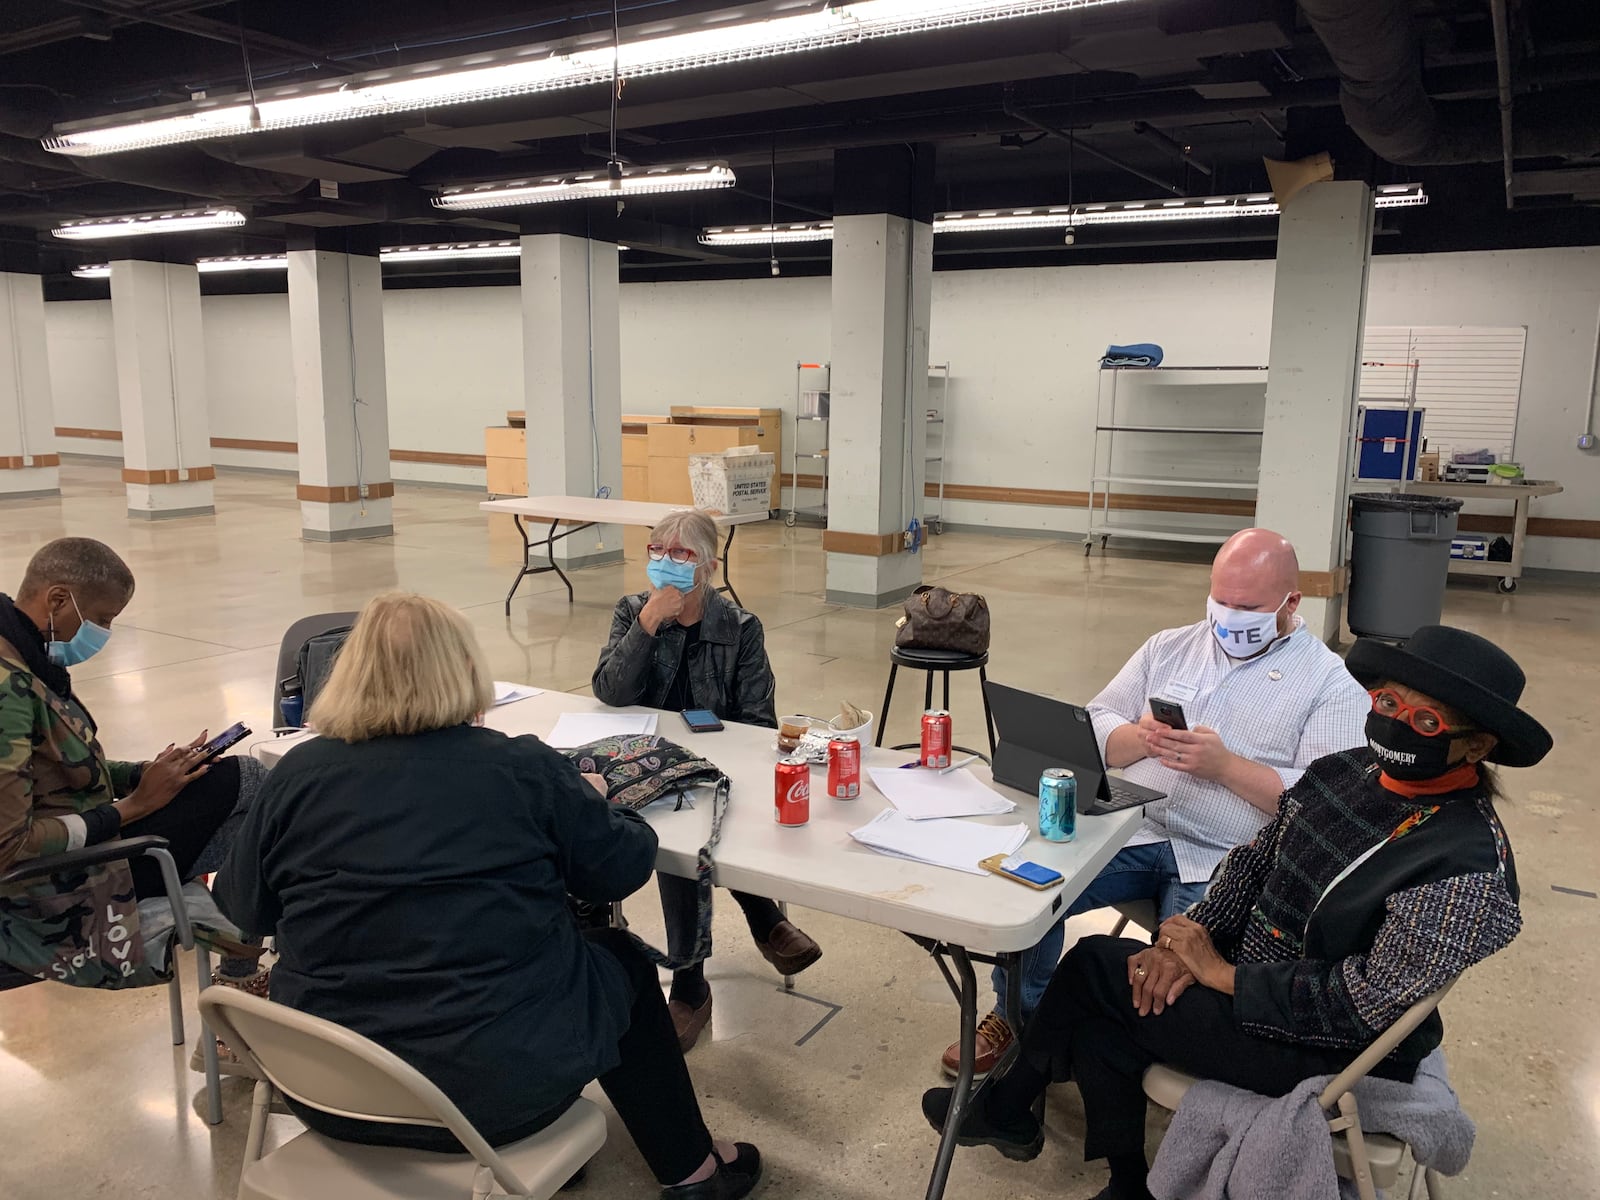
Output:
top-left (190, 967), bottom-right (270, 1077)
top-left (939, 1012), bottom-right (1014, 1080)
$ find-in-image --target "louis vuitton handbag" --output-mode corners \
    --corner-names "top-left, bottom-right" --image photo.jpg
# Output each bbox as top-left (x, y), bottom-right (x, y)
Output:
top-left (894, 585), bottom-right (991, 655)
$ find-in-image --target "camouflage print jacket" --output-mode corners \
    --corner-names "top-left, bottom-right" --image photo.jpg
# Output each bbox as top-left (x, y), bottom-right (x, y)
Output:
top-left (0, 632), bottom-right (162, 987)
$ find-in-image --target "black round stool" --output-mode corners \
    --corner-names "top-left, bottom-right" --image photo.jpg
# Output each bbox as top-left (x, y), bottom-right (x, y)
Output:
top-left (875, 646), bottom-right (997, 758)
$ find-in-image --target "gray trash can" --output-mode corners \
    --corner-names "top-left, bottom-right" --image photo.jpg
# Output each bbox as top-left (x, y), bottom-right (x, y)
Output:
top-left (1347, 492), bottom-right (1462, 640)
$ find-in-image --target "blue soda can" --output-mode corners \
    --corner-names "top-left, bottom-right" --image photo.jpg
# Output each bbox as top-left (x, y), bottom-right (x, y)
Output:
top-left (1038, 768), bottom-right (1077, 843)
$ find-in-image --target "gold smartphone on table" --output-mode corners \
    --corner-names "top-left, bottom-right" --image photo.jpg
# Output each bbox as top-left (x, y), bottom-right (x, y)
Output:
top-left (980, 854), bottom-right (1064, 890)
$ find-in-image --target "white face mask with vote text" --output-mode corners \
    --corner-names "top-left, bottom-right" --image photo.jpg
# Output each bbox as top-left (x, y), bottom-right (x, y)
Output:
top-left (1206, 593), bottom-right (1290, 658)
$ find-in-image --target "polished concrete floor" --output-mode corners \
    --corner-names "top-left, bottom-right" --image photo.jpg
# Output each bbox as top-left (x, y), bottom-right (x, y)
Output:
top-left (1, 461), bottom-right (1595, 1200)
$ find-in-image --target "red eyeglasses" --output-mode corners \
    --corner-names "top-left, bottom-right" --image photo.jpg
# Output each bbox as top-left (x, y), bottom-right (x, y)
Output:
top-left (646, 544), bottom-right (699, 564)
top-left (1368, 688), bottom-right (1475, 738)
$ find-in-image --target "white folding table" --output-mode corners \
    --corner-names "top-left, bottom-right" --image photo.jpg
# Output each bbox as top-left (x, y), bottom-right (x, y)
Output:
top-left (256, 689), bottom-right (1140, 1200)
top-left (480, 497), bottom-right (768, 612)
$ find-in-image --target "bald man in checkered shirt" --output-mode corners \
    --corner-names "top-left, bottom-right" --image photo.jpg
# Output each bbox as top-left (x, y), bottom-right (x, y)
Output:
top-left (939, 528), bottom-right (1369, 1079)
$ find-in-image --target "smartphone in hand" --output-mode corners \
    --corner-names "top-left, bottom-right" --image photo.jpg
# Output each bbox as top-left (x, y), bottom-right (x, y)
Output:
top-left (196, 721), bottom-right (251, 762)
top-left (1149, 698), bottom-right (1189, 731)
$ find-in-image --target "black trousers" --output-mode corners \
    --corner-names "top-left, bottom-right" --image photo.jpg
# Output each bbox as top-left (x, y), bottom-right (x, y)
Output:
top-left (297, 928), bottom-right (715, 1186)
top-left (659, 872), bottom-right (784, 966)
top-left (121, 755), bottom-right (242, 900)
top-left (1019, 936), bottom-right (1414, 1161)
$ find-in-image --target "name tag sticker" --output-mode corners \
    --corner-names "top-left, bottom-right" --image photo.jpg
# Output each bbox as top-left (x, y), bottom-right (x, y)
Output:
top-left (1159, 681), bottom-right (1199, 704)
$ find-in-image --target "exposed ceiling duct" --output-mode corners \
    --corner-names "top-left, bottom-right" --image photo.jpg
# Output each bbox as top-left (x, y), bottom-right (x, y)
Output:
top-left (1298, 0), bottom-right (1600, 166)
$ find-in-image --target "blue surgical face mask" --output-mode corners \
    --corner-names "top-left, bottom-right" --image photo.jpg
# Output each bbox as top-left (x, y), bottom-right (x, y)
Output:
top-left (647, 557), bottom-right (699, 594)
top-left (47, 592), bottom-right (112, 667)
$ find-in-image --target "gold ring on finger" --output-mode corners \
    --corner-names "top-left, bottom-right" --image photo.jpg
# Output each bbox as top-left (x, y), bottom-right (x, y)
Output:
top-left (1135, 966), bottom-right (1148, 978)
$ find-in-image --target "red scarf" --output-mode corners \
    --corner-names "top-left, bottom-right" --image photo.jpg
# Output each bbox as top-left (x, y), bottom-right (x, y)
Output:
top-left (1379, 761), bottom-right (1481, 799)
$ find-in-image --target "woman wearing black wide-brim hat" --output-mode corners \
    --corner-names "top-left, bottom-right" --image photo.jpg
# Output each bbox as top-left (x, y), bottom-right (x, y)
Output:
top-left (922, 624), bottom-right (1550, 1200)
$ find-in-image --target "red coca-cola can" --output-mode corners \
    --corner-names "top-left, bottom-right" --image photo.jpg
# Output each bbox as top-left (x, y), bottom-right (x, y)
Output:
top-left (775, 755), bottom-right (811, 826)
top-left (921, 709), bottom-right (953, 768)
top-left (827, 734), bottom-right (861, 799)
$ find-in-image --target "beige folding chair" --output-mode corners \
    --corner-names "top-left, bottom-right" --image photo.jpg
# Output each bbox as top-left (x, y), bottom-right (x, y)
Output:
top-left (1142, 978), bottom-right (1459, 1200)
top-left (200, 988), bottom-right (607, 1200)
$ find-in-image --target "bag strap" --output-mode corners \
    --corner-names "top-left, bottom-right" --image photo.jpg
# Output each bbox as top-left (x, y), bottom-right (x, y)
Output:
top-left (629, 775), bottom-right (731, 971)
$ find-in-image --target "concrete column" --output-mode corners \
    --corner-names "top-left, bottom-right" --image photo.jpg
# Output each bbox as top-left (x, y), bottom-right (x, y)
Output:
top-left (1256, 180), bottom-right (1375, 641)
top-left (824, 145), bottom-right (935, 608)
top-left (288, 232), bottom-right (393, 541)
top-left (110, 257), bottom-right (214, 518)
top-left (0, 252), bottom-right (61, 499)
top-left (519, 225), bottom-right (623, 567)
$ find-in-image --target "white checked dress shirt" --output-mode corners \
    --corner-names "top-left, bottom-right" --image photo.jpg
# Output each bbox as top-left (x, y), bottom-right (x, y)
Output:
top-left (1088, 616), bottom-right (1369, 883)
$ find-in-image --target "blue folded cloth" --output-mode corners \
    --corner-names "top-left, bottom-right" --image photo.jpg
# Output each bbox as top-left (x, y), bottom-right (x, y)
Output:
top-left (1101, 342), bottom-right (1164, 368)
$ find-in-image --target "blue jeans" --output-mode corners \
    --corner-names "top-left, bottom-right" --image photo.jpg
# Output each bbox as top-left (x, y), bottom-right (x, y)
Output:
top-left (992, 841), bottom-right (1209, 1024)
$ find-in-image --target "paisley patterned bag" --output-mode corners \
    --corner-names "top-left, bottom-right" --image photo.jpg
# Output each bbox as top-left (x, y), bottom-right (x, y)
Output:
top-left (564, 734), bottom-right (725, 810)
top-left (563, 735), bottom-right (728, 969)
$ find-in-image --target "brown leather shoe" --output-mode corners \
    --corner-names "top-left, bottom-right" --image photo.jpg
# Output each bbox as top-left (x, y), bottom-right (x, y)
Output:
top-left (756, 920), bottom-right (822, 976)
top-left (668, 991), bottom-right (713, 1053)
top-left (939, 1012), bottom-right (1014, 1080)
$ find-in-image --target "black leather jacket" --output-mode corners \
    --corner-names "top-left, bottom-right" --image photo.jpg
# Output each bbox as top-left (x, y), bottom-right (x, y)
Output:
top-left (591, 590), bottom-right (777, 730)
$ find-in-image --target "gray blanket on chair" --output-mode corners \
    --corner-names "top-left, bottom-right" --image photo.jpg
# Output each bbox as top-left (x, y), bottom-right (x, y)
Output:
top-left (1148, 1050), bottom-right (1474, 1200)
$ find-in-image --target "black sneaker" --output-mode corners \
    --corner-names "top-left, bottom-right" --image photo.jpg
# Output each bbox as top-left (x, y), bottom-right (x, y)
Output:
top-left (921, 1087), bottom-right (1044, 1161)
top-left (660, 1143), bottom-right (763, 1200)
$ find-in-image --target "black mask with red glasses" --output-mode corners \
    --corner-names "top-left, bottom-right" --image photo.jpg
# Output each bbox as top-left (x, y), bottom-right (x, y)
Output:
top-left (1365, 688), bottom-right (1479, 781)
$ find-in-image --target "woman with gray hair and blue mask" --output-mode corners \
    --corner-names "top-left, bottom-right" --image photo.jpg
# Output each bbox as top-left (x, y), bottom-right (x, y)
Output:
top-left (593, 508), bottom-right (822, 1052)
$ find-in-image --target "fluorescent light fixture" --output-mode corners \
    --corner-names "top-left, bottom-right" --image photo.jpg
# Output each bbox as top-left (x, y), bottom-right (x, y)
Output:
top-left (72, 264), bottom-right (111, 279)
top-left (46, 1), bottom-right (1137, 156)
top-left (1068, 194), bottom-right (1281, 226)
top-left (52, 207), bottom-right (247, 240)
top-left (196, 253), bottom-right (287, 273)
top-left (700, 221), bottom-right (835, 246)
top-left (379, 240), bottom-right (522, 263)
top-left (934, 184), bottom-right (1428, 233)
top-left (932, 206), bottom-right (1078, 234)
top-left (1372, 182), bottom-right (1430, 209)
top-left (434, 162), bottom-right (735, 210)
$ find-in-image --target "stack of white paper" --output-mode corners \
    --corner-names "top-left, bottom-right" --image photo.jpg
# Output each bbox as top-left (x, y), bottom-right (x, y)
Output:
top-left (849, 809), bottom-right (1029, 876)
top-left (867, 766), bottom-right (1018, 820)
top-left (493, 681), bottom-right (545, 707)
top-left (545, 712), bottom-right (659, 748)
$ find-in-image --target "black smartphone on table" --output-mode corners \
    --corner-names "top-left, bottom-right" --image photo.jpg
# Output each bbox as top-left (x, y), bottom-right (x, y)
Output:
top-left (196, 721), bottom-right (251, 762)
top-left (682, 709), bottom-right (725, 733)
top-left (1149, 698), bottom-right (1189, 731)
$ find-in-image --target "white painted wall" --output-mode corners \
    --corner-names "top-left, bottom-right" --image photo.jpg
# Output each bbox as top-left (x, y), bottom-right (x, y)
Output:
top-left (41, 245), bottom-right (1600, 569)
top-left (386, 286), bottom-right (522, 484)
top-left (45, 299), bottom-right (118, 436)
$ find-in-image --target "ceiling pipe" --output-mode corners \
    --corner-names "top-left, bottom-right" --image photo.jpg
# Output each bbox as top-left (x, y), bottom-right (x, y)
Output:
top-left (50, 0), bottom-right (361, 75)
top-left (1132, 120), bottom-right (1213, 178)
top-left (1001, 88), bottom-right (1185, 198)
top-left (1298, 0), bottom-right (1600, 164)
top-left (1490, 0), bottom-right (1515, 210)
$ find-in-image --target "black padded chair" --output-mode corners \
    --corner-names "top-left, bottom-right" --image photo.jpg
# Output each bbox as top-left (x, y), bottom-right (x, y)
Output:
top-left (272, 611), bottom-right (358, 729)
top-left (875, 645), bottom-right (997, 759)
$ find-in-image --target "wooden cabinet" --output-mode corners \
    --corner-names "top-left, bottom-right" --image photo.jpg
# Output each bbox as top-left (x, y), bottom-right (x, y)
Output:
top-left (647, 422), bottom-right (767, 505)
top-left (485, 426), bottom-right (526, 496)
top-left (486, 415), bottom-right (667, 500)
top-left (665, 407), bottom-right (782, 506)
top-left (622, 414), bottom-right (666, 501)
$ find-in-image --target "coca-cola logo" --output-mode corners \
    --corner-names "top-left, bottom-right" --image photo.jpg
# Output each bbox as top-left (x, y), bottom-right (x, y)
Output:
top-left (784, 779), bottom-right (809, 804)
